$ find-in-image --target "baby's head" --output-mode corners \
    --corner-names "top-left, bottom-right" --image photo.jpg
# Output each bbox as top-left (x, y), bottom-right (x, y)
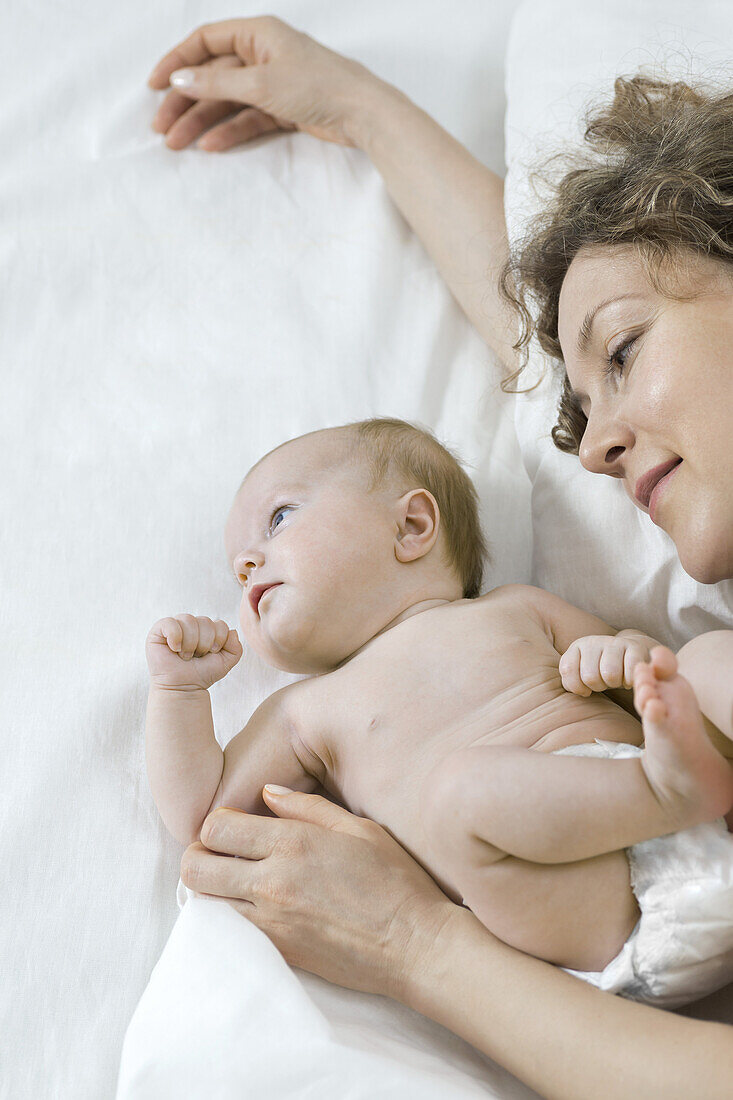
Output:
top-left (225, 418), bottom-right (488, 674)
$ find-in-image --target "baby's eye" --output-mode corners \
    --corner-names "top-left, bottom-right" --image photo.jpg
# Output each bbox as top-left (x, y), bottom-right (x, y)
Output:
top-left (269, 505), bottom-right (294, 534)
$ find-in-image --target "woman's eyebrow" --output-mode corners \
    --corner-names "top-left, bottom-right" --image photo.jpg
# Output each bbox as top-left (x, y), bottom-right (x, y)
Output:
top-left (575, 293), bottom-right (643, 356)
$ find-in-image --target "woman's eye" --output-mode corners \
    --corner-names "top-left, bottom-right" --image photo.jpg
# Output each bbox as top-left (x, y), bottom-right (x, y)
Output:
top-left (269, 505), bottom-right (294, 533)
top-left (603, 335), bottom-right (637, 377)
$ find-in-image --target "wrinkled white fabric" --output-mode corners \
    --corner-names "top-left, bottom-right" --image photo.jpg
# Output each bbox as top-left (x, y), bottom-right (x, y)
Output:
top-left (116, 891), bottom-right (538, 1100)
top-left (4, 2), bottom-right (535, 1097)
top-left (555, 742), bottom-right (733, 1008)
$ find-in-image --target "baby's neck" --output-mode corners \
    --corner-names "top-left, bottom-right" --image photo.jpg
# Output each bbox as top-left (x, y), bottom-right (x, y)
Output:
top-left (380, 598), bottom-right (453, 633)
top-left (337, 597), bottom-right (454, 667)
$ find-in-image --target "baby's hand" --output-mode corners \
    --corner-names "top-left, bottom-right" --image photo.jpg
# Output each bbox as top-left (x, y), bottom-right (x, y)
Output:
top-left (146, 615), bottom-right (243, 690)
top-left (559, 632), bottom-right (654, 697)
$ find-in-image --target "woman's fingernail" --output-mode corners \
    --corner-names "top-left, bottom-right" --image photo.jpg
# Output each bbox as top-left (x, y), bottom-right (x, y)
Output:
top-left (263, 785), bottom-right (293, 796)
top-left (170, 69), bottom-right (194, 88)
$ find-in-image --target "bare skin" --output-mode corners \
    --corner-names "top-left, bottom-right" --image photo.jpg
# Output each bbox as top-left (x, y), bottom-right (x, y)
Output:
top-left (635, 646), bottom-right (733, 823)
top-left (147, 16), bottom-right (733, 1099)
top-left (557, 246), bottom-right (733, 585)
top-left (147, 429), bottom-right (733, 975)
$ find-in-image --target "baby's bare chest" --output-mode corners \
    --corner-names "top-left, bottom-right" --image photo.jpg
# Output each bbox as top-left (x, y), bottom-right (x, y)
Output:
top-left (296, 601), bottom-right (635, 833)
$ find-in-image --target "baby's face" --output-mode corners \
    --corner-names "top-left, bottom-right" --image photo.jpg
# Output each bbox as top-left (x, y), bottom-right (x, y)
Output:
top-left (224, 430), bottom-right (402, 674)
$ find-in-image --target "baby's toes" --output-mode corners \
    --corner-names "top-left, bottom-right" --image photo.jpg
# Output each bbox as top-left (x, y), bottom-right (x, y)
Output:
top-left (634, 678), bottom-right (661, 714)
top-left (633, 662), bottom-right (656, 689)
top-left (642, 696), bottom-right (668, 723)
top-left (649, 645), bottom-right (677, 680)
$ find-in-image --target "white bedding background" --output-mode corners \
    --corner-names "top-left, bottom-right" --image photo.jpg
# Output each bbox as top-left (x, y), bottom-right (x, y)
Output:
top-left (4, 2), bottom-right (531, 1098)
top-left (4, 1), bottom-right (732, 1098)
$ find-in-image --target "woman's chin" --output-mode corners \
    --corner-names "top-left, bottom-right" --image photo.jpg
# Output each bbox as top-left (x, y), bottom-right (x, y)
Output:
top-left (677, 539), bottom-right (733, 586)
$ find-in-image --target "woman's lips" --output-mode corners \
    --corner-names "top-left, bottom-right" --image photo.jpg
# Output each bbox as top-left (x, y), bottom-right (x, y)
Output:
top-left (635, 458), bottom-right (682, 513)
top-left (648, 461), bottom-right (682, 524)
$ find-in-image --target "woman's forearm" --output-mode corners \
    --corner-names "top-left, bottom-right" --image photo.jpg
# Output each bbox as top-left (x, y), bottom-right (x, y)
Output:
top-left (402, 906), bottom-right (733, 1100)
top-left (353, 81), bottom-right (519, 370)
top-left (145, 685), bottom-right (224, 846)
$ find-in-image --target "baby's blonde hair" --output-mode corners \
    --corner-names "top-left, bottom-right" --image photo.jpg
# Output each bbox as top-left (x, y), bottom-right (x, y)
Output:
top-left (345, 417), bottom-right (488, 599)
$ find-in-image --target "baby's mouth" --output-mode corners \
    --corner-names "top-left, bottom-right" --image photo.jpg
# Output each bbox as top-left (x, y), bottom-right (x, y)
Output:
top-left (249, 582), bottom-right (282, 616)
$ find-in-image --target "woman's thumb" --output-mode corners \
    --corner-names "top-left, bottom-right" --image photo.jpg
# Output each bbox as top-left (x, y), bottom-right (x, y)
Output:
top-left (170, 63), bottom-right (260, 105)
top-left (262, 785), bottom-right (354, 830)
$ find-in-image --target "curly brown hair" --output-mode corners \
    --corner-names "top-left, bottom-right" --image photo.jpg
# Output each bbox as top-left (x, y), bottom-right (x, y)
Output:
top-left (498, 72), bottom-right (733, 453)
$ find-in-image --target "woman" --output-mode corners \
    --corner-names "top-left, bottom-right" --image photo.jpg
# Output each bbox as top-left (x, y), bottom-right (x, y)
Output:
top-left (148, 17), bottom-right (733, 1099)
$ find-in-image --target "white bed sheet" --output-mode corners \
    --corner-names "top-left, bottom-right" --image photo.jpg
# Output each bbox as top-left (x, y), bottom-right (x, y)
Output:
top-left (3, 2), bottom-right (534, 1098)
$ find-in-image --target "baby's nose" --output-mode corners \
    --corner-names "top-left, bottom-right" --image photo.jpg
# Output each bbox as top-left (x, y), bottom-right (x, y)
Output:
top-left (233, 549), bottom-right (264, 583)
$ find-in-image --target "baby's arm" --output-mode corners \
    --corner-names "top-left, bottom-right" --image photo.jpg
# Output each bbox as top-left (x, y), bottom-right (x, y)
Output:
top-left (146, 614), bottom-right (244, 846)
top-left (145, 614), bottom-right (314, 847)
top-left (146, 682), bottom-right (225, 847)
top-left (424, 590), bottom-right (732, 874)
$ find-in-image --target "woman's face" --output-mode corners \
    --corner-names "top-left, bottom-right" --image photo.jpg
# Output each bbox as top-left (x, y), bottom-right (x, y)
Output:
top-left (557, 244), bottom-right (733, 584)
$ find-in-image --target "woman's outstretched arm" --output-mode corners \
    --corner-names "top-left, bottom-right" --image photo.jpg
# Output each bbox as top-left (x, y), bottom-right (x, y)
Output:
top-left (408, 902), bottom-right (733, 1100)
top-left (358, 85), bottom-right (519, 372)
top-left (148, 16), bottom-right (519, 372)
top-left (181, 789), bottom-right (733, 1100)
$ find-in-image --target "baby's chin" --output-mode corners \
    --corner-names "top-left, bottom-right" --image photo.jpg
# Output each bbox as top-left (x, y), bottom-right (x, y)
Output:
top-left (246, 619), bottom-right (360, 675)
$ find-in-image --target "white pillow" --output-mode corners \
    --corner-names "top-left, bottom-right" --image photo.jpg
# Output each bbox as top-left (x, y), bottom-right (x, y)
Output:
top-left (503, 0), bottom-right (733, 648)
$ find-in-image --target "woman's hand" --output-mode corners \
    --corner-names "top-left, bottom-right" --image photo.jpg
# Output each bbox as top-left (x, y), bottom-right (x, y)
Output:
top-left (180, 786), bottom-right (458, 999)
top-left (147, 16), bottom-right (385, 152)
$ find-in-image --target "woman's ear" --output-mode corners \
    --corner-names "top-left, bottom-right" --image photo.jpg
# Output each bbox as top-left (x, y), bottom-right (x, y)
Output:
top-left (394, 489), bottom-right (440, 563)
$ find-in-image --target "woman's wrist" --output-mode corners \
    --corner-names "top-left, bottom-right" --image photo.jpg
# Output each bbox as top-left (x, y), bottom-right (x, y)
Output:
top-left (386, 893), bottom-right (471, 1008)
top-left (343, 71), bottom-right (416, 154)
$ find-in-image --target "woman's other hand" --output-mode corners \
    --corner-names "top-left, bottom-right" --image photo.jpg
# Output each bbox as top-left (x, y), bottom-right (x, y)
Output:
top-left (147, 16), bottom-right (383, 152)
top-left (180, 786), bottom-right (458, 999)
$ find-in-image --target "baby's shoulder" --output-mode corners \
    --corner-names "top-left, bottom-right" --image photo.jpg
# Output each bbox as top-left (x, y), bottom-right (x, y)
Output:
top-left (472, 583), bottom-right (548, 617)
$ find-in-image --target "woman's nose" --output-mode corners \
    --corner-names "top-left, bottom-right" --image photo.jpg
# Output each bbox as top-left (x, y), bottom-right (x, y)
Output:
top-left (233, 549), bottom-right (265, 585)
top-left (578, 412), bottom-right (634, 477)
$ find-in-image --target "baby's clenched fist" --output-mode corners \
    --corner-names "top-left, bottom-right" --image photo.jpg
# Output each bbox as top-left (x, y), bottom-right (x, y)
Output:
top-left (146, 614), bottom-right (243, 690)
top-left (559, 632), bottom-right (655, 697)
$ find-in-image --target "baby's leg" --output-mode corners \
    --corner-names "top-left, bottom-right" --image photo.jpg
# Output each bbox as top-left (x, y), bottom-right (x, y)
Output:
top-left (673, 632), bottom-right (733, 749)
top-left (457, 849), bottom-right (639, 972)
top-left (421, 659), bottom-right (733, 871)
top-left (635, 645), bottom-right (733, 826)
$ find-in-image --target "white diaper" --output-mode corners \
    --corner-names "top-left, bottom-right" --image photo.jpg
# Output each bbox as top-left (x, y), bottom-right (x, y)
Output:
top-left (554, 740), bottom-right (733, 1008)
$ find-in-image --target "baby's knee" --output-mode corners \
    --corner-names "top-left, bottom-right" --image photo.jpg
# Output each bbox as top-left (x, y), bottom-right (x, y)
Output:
top-left (419, 751), bottom-right (488, 869)
top-left (677, 630), bottom-right (733, 669)
top-left (420, 752), bottom-right (477, 862)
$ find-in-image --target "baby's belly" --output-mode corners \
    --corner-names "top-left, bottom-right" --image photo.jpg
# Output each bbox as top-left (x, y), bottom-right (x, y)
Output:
top-left (321, 684), bottom-right (642, 885)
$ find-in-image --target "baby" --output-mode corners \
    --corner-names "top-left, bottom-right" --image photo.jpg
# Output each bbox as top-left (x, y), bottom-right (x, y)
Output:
top-left (145, 417), bottom-right (733, 1003)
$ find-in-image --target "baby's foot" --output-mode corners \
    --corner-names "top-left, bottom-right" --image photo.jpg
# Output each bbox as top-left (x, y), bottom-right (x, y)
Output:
top-left (635, 646), bottom-right (733, 829)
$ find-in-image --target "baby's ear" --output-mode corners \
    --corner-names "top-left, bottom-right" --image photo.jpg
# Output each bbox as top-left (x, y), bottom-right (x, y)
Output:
top-left (394, 489), bottom-right (440, 563)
